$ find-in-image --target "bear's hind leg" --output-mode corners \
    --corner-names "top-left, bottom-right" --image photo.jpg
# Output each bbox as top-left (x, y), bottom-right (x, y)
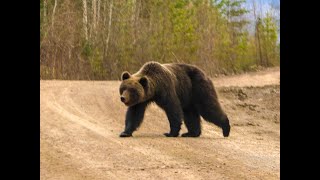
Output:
top-left (196, 102), bottom-right (230, 137)
top-left (188, 67), bottom-right (230, 137)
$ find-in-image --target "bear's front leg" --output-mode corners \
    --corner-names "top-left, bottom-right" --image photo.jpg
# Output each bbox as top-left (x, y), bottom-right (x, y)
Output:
top-left (120, 102), bottom-right (148, 137)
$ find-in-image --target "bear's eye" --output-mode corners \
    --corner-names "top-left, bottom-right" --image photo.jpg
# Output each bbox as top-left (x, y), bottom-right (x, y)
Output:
top-left (120, 87), bottom-right (126, 94)
top-left (127, 88), bottom-right (137, 95)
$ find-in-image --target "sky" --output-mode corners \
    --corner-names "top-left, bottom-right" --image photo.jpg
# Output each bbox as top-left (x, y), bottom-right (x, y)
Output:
top-left (244, 0), bottom-right (280, 41)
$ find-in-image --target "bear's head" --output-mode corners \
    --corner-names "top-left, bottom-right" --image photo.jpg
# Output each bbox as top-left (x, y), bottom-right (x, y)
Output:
top-left (119, 71), bottom-right (148, 107)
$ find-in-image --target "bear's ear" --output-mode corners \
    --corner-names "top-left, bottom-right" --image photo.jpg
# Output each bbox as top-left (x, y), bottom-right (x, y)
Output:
top-left (121, 71), bottom-right (131, 81)
top-left (139, 76), bottom-right (148, 88)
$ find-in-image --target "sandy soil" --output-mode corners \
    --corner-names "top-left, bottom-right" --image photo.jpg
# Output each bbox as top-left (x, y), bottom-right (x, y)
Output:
top-left (40, 67), bottom-right (280, 180)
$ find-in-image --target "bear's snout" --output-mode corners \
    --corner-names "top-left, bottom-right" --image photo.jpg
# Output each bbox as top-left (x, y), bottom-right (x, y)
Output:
top-left (120, 90), bottom-right (130, 105)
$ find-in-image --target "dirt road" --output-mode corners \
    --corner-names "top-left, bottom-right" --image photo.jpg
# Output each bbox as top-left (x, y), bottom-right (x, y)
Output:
top-left (40, 67), bottom-right (280, 180)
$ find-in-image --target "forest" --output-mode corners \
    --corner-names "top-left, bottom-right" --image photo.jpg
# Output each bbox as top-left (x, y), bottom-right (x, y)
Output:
top-left (40, 0), bottom-right (280, 80)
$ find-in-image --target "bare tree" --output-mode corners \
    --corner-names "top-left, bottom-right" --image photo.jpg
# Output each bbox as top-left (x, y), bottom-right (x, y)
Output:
top-left (252, 0), bottom-right (263, 66)
top-left (82, 0), bottom-right (88, 41)
top-left (43, 0), bottom-right (47, 23)
top-left (51, 0), bottom-right (57, 27)
top-left (97, 0), bottom-right (101, 27)
top-left (92, 0), bottom-right (97, 32)
top-left (105, 0), bottom-right (113, 57)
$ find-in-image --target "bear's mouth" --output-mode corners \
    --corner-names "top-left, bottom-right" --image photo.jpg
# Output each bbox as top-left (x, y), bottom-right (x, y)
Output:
top-left (123, 101), bottom-right (131, 106)
top-left (123, 101), bottom-right (138, 107)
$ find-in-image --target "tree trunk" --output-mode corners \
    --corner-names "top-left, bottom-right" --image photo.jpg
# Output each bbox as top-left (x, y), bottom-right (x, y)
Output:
top-left (105, 0), bottom-right (113, 59)
top-left (82, 0), bottom-right (88, 41)
top-left (97, 0), bottom-right (101, 28)
top-left (43, 0), bottom-right (47, 23)
top-left (51, 0), bottom-right (57, 27)
top-left (92, 0), bottom-right (97, 32)
top-left (252, 0), bottom-right (263, 66)
top-left (256, 22), bottom-right (263, 66)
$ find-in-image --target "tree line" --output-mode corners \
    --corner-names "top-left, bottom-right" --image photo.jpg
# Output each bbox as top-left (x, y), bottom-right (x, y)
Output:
top-left (40, 0), bottom-right (279, 80)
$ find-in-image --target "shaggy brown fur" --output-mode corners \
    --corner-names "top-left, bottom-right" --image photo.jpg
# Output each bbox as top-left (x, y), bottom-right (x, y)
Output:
top-left (119, 61), bottom-right (230, 137)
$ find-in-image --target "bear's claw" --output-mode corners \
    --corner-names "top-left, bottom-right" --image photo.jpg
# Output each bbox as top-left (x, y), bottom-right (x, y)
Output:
top-left (222, 123), bottom-right (230, 137)
top-left (119, 132), bottom-right (132, 137)
top-left (181, 132), bottom-right (200, 137)
top-left (163, 132), bottom-right (179, 137)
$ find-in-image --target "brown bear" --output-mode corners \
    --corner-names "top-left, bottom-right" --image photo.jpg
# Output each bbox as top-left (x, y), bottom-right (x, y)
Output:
top-left (119, 61), bottom-right (230, 138)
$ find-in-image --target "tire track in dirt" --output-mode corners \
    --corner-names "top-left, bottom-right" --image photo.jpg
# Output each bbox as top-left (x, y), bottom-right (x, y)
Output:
top-left (41, 82), bottom-right (219, 179)
top-left (213, 67), bottom-right (279, 87)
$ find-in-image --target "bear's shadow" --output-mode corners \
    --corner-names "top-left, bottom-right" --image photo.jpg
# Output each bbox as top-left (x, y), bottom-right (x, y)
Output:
top-left (128, 134), bottom-right (226, 140)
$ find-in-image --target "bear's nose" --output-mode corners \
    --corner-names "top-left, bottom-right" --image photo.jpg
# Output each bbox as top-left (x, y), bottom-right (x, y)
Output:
top-left (120, 96), bottom-right (125, 102)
